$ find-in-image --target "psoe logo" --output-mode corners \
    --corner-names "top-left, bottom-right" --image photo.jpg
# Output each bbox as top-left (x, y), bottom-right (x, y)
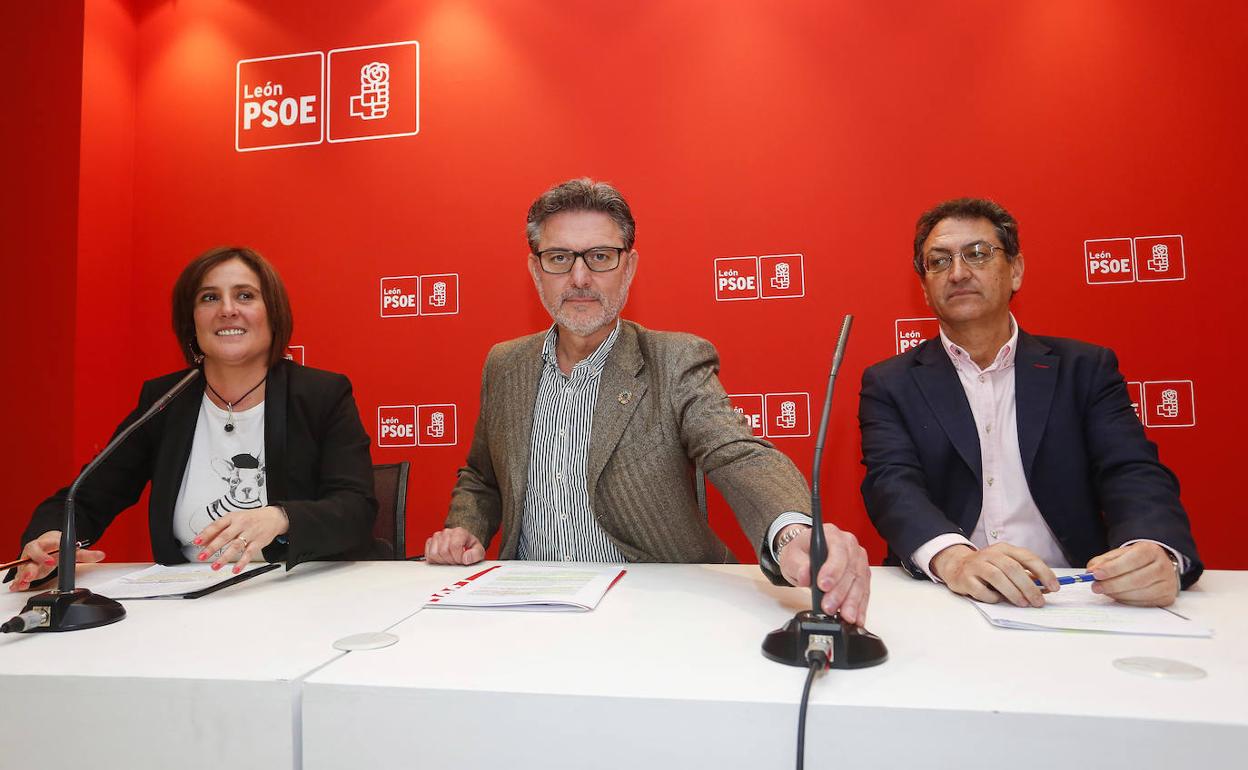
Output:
top-left (895, 317), bottom-right (940, 355)
top-left (283, 345), bottom-right (305, 366)
top-left (417, 404), bottom-right (458, 446)
top-left (380, 275), bottom-right (419, 318)
top-left (419, 273), bottom-right (459, 316)
top-left (764, 392), bottom-right (811, 439)
top-left (1083, 237), bottom-right (1135, 285)
top-left (236, 51), bottom-right (324, 152)
top-left (758, 254), bottom-right (805, 300)
top-left (1141, 380), bottom-right (1195, 428)
top-left (714, 256), bottom-right (759, 301)
top-left (1134, 235), bottom-right (1185, 282)
top-left (377, 405), bottom-right (417, 447)
top-left (726, 394), bottom-right (765, 438)
top-left (328, 41), bottom-right (419, 143)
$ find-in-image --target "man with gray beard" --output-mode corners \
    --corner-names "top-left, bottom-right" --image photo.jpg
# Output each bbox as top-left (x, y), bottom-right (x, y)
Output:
top-left (425, 178), bottom-right (871, 622)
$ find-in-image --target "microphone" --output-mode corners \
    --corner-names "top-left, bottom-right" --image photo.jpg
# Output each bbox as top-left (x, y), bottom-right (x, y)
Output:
top-left (14, 368), bottom-right (202, 633)
top-left (762, 314), bottom-right (887, 669)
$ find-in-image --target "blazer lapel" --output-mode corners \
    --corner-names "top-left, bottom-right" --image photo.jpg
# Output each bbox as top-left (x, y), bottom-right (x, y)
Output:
top-left (263, 360), bottom-right (290, 501)
top-left (149, 373), bottom-right (204, 559)
top-left (1013, 330), bottom-right (1059, 479)
top-left (910, 340), bottom-right (982, 480)
top-left (499, 334), bottom-right (545, 551)
top-left (587, 322), bottom-right (648, 493)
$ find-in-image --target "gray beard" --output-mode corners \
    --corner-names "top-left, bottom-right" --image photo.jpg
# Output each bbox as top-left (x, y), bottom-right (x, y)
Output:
top-left (544, 287), bottom-right (629, 338)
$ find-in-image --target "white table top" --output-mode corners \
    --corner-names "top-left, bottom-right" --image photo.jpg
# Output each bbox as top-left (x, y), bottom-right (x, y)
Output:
top-left (0, 561), bottom-right (421, 681)
top-left (5, 561), bottom-right (1244, 770)
top-left (303, 563), bottom-right (1248, 727)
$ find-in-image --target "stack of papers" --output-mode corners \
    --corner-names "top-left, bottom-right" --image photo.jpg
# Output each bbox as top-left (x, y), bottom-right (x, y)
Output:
top-left (95, 562), bottom-right (279, 599)
top-left (969, 583), bottom-right (1212, 637)
top-left (426, 564), bottom-right (626, 612)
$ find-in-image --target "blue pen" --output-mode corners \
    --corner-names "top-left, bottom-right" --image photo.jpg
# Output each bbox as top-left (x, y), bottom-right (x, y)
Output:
top-left (1033, 572), bottom-right (1097, 587)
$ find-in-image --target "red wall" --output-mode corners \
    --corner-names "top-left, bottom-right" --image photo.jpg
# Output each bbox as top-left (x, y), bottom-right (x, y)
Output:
top-left (0, 3), bottom-right (85, 547)
top-left (10, 0), bottom-right (1247, 570)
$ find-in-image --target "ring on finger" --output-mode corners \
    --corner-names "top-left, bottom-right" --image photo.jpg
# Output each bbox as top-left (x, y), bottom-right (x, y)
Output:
top-left (236, 536), bottom-right (250, 549)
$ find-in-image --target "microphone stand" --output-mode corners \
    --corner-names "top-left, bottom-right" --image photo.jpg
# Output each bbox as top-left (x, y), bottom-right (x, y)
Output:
top-left (20, 368), bottom-right (202, 632)
top-left (762, 315), bottom-right (888, 669)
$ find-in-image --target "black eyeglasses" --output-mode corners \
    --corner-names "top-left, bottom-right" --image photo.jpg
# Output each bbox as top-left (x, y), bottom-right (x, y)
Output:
top-left (535, 247), bottom-right (626, 274)
top-left (924, 242), bottom-right (1005, 274)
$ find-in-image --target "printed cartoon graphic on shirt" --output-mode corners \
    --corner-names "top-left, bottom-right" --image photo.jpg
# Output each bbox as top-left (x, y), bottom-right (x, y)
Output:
top-left (188, 452), bottom-right (266, 535)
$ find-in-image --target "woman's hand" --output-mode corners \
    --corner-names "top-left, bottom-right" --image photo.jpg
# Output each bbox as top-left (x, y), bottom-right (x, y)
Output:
top-left (193, 506), bottom-right (289, 574)
top-left (7, 530), bottom-right (106, 592)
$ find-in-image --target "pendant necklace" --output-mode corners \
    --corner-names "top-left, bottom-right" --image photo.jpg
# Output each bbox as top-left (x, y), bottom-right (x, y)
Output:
top-left (206, 376), bottom-right (267, 433)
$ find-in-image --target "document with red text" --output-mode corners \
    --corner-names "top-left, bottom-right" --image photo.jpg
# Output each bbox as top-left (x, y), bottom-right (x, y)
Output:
top-left (425, 564), bottom-right (626, 612)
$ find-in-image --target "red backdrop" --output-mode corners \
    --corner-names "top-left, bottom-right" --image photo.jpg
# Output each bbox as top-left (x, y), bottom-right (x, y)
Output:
top-left (4, 0), bottom-right (1245, 570)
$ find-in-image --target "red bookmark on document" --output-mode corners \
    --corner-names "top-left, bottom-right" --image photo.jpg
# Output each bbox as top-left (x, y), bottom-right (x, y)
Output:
top-left (426, 565), bottom-right (501, 604)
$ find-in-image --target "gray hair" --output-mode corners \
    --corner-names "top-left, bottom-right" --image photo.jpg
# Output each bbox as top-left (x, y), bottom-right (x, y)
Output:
top-left (525, 177), bottom-right (636, 252)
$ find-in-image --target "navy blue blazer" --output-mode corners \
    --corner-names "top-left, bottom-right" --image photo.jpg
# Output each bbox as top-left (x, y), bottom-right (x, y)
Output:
top-left (858, 330), bottom-right (1202, 588)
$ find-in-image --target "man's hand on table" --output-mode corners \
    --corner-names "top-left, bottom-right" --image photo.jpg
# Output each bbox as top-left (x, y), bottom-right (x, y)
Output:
top-left (931, 543), bottom-right (1059, 607)
top-left (776, 523), bottom-right (871, 625)
top-left (424, 527), bottom-right (486, 565)
top-left (1088, 542), bottom-right (1179, 607)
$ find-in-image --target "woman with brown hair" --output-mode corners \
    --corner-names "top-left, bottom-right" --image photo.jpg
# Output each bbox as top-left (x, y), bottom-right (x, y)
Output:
top-left (10, 246), bottom-right (377, 590)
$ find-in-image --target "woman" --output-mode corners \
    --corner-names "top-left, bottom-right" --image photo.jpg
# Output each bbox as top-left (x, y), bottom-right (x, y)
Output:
top-left (10, 246), bottom-right (377, 590)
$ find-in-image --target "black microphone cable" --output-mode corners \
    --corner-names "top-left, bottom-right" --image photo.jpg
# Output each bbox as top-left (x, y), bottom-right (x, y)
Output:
top-left (796, 638), bottom-right (831, 769)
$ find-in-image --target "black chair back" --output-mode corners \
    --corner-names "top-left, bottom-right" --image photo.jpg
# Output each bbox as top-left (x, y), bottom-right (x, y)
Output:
top-left (371, 462), bottom-right (410, 559)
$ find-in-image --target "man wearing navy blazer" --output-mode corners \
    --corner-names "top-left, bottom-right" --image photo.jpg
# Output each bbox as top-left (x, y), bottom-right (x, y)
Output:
top-left (859, 198), bottom-right (1201, 608)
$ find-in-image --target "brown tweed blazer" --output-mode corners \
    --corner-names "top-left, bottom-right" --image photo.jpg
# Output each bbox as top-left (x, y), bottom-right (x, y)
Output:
top-left (446, 320), bottom-right (811, 582)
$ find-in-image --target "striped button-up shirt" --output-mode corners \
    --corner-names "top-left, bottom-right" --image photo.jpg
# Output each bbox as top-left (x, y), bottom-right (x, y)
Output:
top-left (517, 322), bottom-right (627, 563)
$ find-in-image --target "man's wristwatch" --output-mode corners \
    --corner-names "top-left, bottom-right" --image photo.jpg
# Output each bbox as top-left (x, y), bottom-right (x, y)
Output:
top-left (773, 525), bottom-right (808, 557)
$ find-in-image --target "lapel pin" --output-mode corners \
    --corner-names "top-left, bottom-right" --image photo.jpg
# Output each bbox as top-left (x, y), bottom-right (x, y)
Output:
top-left (618, 390), bottom-right (632, 405)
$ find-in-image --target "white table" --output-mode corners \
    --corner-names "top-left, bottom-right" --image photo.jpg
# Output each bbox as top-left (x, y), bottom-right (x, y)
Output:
top-left (301, 564), bottom-right (1248, 770)
top-left (0, 561), bottom-right (422, 770)
top-left (4, 563), bottom-right (1244, 769)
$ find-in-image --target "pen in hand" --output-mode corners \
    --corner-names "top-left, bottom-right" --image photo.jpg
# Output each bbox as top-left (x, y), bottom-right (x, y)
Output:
top-left (1033, 572), bottom-right (1097, 588)
top-left (0, 539), bottom-right (95, 572)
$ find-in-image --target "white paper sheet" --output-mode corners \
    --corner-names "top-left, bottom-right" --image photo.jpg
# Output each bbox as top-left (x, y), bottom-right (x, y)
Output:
top-left (95, 562), bottom-right (276, 599)
top-left (425, 564), bottom-right (626, 611)
top-left (969, 583), bottom-right (1212, 637)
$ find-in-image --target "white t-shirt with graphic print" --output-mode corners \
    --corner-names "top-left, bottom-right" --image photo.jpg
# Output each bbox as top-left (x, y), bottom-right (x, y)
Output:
top-left (172, 395), bottom-right (267, 561)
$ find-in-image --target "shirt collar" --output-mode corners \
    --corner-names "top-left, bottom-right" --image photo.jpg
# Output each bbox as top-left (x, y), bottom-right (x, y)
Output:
top-left (540, 319), bottom-right (622, 378)
top-left (939, 313), bottom-right (1019, 374)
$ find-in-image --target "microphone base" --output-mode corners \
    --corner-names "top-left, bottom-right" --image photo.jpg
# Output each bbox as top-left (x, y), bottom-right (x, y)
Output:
top-left (21, 588), bottom-right (126, 633)
top-left (762, 610), bottom-right (888, 669)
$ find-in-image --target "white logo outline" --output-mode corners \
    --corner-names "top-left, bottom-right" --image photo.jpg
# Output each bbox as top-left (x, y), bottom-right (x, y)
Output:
top-left (327, 41), bottom-right (420, 144)
top-left (235, 50), bottom-right (325, 153)
top-left (1133, 235), bottom-right (1186, 283)
top-left (1083, 237), bottom-right (1136, 285)
top-left (376, 404), bottom-right (418, 447)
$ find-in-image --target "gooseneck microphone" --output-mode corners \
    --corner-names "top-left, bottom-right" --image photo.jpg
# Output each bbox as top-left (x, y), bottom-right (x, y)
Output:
top-left (762, 315), bottom-right (887, 669)
top-left (13, 368), bottom-right (202, 633)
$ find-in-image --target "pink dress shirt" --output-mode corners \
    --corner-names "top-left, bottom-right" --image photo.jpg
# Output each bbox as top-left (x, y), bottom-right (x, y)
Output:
top-left (912, 316), bottom-right (1184, 581)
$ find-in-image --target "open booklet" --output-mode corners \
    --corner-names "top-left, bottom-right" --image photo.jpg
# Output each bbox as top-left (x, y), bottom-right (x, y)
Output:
top-left (968, 582), bottom-right (1212, 637)
top-left (425, 564), bottom-right (626, 612)
top-left (94, 562), bottom-right (280, 600)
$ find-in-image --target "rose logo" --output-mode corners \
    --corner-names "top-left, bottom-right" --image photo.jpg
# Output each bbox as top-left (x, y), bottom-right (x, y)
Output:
top-left (362, 62), bottom-right (389, 84)
top-left (350, 61), bottom-right (392, 120)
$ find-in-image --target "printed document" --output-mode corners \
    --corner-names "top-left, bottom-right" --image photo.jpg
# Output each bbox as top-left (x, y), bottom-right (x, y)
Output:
top-left (95, 562), bottom-right (278, 599)
top-left (426, 564), bottom-right (626, 611)
top-left (969, 583), bottom-right (1212, 637)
